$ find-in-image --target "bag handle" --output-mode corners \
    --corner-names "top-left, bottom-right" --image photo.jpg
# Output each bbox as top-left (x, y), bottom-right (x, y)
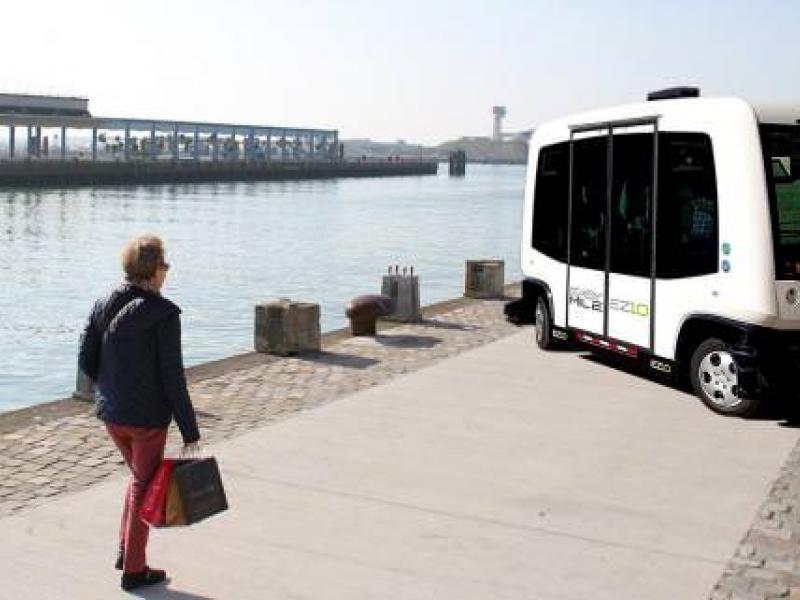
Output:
top-left (178, 442), bottom-right (211, 461)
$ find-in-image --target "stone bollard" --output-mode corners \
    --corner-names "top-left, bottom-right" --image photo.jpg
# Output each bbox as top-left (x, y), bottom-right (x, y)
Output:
top-left (381, 268), bottom-right (421, 322)
top-left (464, 259), bottom-right (505, 299)
top-left (255, 299), bottom-right (321, 356)
top-left (73, 368), bottom-right (95, 402)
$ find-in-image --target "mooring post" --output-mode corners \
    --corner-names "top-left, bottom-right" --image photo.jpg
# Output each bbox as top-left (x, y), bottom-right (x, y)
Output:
top-left (124, 123), bottom-right (131, 161)
top-left (449, 150), bottom-right (466, 176)
top-left (464, 259), bottom-right (505, 298)
top-left (381, 267), bottom-right (421, 322)
top-left (73, 368), bottom-right (94, 402)
top-left (255, 299), bottom-right (321, 355)
top-left (212, 128), bottom-right (219, 162)
top-left (333, 131), bottom-right (339, 163)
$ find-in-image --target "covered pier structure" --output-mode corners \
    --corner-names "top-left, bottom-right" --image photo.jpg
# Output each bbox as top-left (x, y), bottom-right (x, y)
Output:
top-left (0, 115), bottom-right (339, 164)
top-left (0, 93), bottom-right (436, 186)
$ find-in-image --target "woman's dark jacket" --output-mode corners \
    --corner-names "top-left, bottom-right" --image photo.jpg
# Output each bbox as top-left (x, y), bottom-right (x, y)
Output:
top-left (78, 283), bottom-right (200, 444)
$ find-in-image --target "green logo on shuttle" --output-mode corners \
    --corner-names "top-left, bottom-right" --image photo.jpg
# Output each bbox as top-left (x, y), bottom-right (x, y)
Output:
top-left (569, 287), bottom-right (649, 317)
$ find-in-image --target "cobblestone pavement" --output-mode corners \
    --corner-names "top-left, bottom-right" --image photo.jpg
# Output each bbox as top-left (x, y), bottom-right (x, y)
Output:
top-left (0, 297), bottom-right (519, 518)
top-left (2, 293), bottom-right (799, 598)
top-left (709, 439), bottom-right (800, 600)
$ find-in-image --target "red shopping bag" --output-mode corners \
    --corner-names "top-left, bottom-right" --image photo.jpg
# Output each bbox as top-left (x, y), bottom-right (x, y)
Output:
top-left (139, 459), bottom-right (175, 527)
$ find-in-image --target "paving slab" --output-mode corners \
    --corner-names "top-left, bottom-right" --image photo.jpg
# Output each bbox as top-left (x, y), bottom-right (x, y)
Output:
top-left (0, 329), bottom-right (798, 599)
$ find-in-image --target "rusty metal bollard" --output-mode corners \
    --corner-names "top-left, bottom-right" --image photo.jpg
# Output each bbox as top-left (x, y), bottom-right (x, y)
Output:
top-left (345, 295), bottom-right (394, 336)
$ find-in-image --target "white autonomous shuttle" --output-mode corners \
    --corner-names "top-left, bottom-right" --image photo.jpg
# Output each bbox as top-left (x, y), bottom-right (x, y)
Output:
top-left (521, 87), bottom-right (800, 416)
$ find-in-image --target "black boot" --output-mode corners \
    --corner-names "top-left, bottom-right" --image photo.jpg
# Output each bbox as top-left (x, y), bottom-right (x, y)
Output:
top-left (121, 566), bottom-right (167, 591)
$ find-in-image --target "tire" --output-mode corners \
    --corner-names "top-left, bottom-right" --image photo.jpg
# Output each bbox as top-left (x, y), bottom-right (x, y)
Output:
top-left (689, 338), bottom-right (760, 417)
top-left (534, 296), bottom-right (558, 350)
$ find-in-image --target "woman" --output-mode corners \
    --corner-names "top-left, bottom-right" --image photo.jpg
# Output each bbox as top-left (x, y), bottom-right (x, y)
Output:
top-left (79, 234), bottom-right (200, 592)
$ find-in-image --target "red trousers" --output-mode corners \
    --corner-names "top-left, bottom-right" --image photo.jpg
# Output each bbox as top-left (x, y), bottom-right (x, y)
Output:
top-left (106, 423), bottom-right (168, 574)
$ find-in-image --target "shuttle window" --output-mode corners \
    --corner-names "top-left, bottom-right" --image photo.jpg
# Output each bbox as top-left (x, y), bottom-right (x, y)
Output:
top-left (656, 133), bottom-right (718, 278)
top-left (570, 136), bottom-right (608, 270)
top-left (610, 134), bottom-right (653, 277)
top-left (531, 142), bottom-right (569, 261)
top-left (761, 125), bottom-right (800, 279)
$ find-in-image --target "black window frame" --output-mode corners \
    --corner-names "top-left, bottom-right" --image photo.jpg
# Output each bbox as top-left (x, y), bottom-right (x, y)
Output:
top-left (569, 135), bottom-right (608, 271)
top-left (655, 132), bottom-right (719, 279)
top-left (531, 141), bottom-right (570, 262)
top-left (609, 132), bottom-right (654, 278)
top-left (760, 124), bottom-right (800, 280)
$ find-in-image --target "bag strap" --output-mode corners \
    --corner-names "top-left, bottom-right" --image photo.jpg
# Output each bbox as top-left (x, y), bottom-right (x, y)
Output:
top-left (97, 288), bottom-right (138, 342)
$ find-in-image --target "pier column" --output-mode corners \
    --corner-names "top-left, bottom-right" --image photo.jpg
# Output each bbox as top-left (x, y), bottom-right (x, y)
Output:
top-left (231, 130), bottom-right (236, 161)
top-left (60, 126), bottom-right (66, 160)
top-left (92, 128), bottom-right (97, 161)
top-left (172, 125), bottom-right (179, 161)
top-left (309, 133), bottom-right (314, 161)
top-left (193, 127), bottom-right (199, 161)
top-left (212, 129), bottom-right (219, 162)
top-left (266, 130), bottom-right (271, 162)
top-left (248, 128), bottom-right (255, 162)
top-left (8, 126), bottom-right (14, 158)
top-left (124, 123), bottom-right (131, 161)
top-left (36, 126), bottom-right (42, 157)
top-left (333, 131), bottom-right (339, 162)
top-left (27, 126), bottom-right (32, 157)
top-left (150, 123), bottom-right (156, 161)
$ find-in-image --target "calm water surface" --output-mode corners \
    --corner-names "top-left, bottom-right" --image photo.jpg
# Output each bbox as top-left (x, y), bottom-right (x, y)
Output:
top-left (0, 165), bottom-right (525, 411)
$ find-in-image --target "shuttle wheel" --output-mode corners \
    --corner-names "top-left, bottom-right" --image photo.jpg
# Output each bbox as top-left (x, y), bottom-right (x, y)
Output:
top-left (534, 297), bottom-right (558, 350)
top-left (689, 338), bottom-right (759, 417)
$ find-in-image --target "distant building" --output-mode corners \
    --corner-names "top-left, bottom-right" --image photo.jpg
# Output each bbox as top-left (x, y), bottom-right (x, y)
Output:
top-left (492, 106), bottom-right (507, 141)
top-left (0, 93), bottom-right (91, 117)
top-left (507, 129), bottom-right (533, 143)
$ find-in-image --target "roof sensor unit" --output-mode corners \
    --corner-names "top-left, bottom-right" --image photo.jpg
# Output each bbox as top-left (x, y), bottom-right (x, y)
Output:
top-left (646, 87), bottom-right (701, 101)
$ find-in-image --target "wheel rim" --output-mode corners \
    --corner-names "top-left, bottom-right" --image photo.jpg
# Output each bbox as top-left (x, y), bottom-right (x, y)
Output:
top-left (535, 302), bottom-right (545, 343)
top-left (697, 349), bottom-right (742, 409)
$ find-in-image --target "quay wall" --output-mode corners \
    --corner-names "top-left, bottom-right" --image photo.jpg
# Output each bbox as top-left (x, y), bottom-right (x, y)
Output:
top-left (0, 282), bottom-right (520, 435)
top-left (0, 159), bottom-right (438, 188)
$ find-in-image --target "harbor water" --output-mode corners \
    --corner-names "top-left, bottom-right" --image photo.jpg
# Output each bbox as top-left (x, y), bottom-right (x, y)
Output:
top-left (0, 164), bottom-right (525, 411)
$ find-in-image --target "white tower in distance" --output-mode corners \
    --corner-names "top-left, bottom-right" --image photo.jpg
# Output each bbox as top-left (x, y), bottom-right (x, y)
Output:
top-left (492, 106), bottom-right (507, 141)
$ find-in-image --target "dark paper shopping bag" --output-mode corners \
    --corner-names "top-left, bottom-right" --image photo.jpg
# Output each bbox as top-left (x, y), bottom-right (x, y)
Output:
top-left (171, 457), bottom-right (228, 525)
top-left (165, 475), bottom-right (187, 527)
top-left (139, 459), bottom-right (175, 527)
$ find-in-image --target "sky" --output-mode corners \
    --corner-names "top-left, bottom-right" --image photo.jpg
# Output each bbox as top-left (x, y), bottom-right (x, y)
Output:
top-left (2, 0), bottom-right (798, 145)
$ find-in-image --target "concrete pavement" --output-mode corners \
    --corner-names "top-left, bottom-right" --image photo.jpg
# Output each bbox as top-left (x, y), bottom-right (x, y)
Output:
top-left (1, 329), bottom-right (797, 599)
